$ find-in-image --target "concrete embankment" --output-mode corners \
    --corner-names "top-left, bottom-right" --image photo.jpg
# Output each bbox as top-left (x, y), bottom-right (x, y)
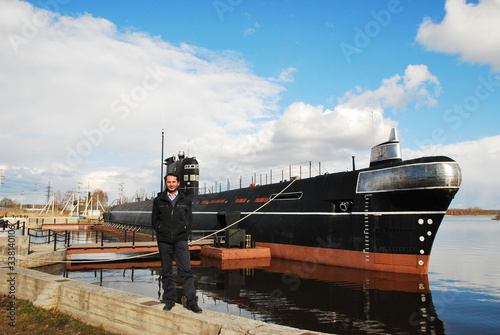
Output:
top-left (0, 265), bottom-right (326, 335)
top-left (0, 236), bottom-right (67, 268)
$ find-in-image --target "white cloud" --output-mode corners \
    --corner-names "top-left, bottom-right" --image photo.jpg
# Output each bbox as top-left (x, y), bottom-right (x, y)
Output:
top-left (338, 64), bottom-right (441, 111)
top-left (192, 65), bottom-right (442, 181)
top-left (0, 0), bottom-right (282, 203)
top-left (416, 0), bottom-right (500, 72)
top-left (269, 67), bottom-right (297, 83)
top-left (243, 23), bottom-right (260, 36)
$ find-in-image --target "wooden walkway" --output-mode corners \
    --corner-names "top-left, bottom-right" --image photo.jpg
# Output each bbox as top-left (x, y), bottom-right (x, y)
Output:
top-left (66, 239), bottom-right (214, 255)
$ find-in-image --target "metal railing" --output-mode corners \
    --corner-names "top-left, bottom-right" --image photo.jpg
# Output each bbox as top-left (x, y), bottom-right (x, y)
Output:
top-left (28, 229), bottom-right (71, 252)
top-left (199, 161), bottom-right (329, 194)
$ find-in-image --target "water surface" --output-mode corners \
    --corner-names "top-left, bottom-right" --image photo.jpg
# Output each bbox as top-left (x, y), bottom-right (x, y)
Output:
top-left (37, 216), bottom-right (500, 334)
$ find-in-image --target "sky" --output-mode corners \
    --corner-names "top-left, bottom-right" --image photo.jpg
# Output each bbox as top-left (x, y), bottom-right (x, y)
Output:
top-left (0, 0), bottom-right (499, 209)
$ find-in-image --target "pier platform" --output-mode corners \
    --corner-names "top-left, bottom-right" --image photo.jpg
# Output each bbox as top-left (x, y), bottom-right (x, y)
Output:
top-left (66, 239), bottom-right (214, 256)
top-left (201, 245), bottom-right (271, 260)
top-left (67, 241), bottom-right (159, 255)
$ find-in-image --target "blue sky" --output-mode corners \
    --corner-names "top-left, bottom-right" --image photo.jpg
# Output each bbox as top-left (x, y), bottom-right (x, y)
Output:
top-left (1, 0), bottom-right (499, 209)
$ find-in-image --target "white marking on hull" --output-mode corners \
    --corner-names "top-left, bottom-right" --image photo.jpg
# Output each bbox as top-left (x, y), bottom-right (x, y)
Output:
top-left (109, 210), bottom-right (446, 216)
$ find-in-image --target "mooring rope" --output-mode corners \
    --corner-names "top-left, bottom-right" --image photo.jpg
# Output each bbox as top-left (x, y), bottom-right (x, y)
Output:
top-left (188, 177), bottom-right (298, 246)
top-left (13, 177), bottom-right (299, 264)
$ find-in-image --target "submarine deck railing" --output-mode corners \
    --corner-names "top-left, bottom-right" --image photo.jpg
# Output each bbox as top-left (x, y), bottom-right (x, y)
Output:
top-left (198, 160), bottom-right (334, 195)
top-left (118, 160), bottom-right (347, 203)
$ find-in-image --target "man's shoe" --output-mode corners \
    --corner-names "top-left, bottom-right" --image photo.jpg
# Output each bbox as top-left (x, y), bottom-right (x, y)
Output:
top-left (186, 303), bottom-right (202, 313)
top-left (163, 301), bottom-right (175, 311)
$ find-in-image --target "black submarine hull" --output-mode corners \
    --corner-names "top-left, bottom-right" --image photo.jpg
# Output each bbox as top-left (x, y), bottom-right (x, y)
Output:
top-left (104, 153), bottom-right (461, 275)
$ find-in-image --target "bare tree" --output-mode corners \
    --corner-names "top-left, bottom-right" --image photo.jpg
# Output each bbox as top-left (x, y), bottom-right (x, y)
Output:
top-left (92, 189), bottom-right (109, 205)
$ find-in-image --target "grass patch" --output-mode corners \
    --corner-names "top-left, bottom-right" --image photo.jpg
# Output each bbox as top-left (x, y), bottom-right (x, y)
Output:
top-left (0, 294), bottom-right (117, 334)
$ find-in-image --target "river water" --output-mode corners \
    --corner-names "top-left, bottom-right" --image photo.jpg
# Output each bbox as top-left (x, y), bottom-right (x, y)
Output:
top-left (36, 216), bottom-right (500, 334)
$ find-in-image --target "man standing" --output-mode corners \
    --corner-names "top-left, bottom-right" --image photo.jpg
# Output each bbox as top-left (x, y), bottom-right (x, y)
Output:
top-left (152, 173), bottom-right (202, 313)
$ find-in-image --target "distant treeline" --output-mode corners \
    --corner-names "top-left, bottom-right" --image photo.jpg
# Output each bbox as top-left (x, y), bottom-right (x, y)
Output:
top-left (447, 207), bottom-right (500, 216)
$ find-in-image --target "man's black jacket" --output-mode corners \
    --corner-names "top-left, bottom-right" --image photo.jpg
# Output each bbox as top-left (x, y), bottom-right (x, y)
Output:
top-left (151, 190), bottom-right (192, 243)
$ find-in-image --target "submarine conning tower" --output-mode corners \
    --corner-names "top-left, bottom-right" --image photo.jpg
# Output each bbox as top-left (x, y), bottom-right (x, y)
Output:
top-left (369, 128), bottom-right (402, 167)
top-left (165, 151), bottom-right (200, 196)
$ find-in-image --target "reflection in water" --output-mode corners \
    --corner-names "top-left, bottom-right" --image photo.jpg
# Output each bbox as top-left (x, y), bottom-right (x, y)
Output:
top-left (197, 258), bottom-right (443, 334)
top-left (39, 256), bottom-right (443, 334)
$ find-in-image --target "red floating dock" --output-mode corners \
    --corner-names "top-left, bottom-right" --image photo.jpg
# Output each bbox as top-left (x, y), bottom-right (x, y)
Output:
top-left (201, 246), bottom-right (271, 260)
top-left (67, 241), bottom-right (159, 255)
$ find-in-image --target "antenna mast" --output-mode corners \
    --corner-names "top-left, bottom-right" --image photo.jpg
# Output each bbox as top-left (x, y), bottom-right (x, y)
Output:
top-left (160, 128), bottom-right (165, 192)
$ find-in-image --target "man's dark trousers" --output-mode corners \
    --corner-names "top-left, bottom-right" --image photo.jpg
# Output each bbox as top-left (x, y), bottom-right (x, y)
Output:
top-left (158, 240), bottom-right (197, 304)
